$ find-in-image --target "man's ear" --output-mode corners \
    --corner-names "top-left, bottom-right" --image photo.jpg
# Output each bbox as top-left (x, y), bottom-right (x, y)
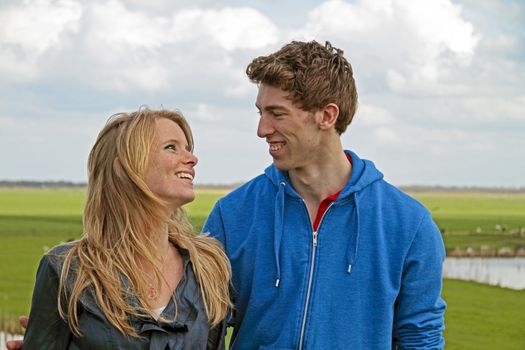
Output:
top-left (113, 157), bottom-right (123, 177)
top-left (318, 103), bottom-right (339, 130)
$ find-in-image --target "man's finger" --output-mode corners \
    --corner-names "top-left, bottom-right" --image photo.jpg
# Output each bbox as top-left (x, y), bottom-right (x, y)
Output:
top-left (19, 316), bottom-right (28, 329)
top-left (5, 316), bottom-right (28, 349)
top-left (5, 339), bottom-right (23, 350)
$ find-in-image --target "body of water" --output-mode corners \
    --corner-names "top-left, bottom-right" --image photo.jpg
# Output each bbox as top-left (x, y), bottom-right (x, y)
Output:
top-left (443, 257), bottom-right (525, 290)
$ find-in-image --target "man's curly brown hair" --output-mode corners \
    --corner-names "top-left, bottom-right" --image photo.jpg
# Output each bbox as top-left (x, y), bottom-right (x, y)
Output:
top-left (246, 40), bottom-right (358, 134)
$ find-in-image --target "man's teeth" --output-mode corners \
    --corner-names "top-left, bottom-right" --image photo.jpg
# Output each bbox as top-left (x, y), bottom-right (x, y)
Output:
top-left (176, 173), bottom-right (194, 180)
top-left (270, 144), bottom-right (282, 151)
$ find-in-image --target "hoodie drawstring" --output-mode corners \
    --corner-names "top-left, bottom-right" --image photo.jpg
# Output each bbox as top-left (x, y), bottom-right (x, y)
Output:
top-left (273, 180), bottom-right (361, 283)
top-left (346, 192), bottom-right (360, 274)
top-left (274, 181), bottom-right (286, 287)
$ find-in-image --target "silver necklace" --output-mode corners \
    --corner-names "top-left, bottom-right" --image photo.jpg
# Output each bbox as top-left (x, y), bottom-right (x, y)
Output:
top-left (146, 245), bottom-right (173, 300)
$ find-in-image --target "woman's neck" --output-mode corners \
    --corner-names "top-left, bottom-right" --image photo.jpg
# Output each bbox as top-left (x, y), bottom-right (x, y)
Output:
top-left (152, 222), bottom-right (171, 258)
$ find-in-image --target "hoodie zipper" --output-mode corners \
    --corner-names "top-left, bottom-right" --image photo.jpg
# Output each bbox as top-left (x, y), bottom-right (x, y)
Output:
top-left (298, 201), bottom-right (334, 350)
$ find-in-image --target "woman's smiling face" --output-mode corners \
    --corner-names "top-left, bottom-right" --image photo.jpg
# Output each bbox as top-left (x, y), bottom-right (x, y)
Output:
top-left (145, 117), bottom-right (198, 210)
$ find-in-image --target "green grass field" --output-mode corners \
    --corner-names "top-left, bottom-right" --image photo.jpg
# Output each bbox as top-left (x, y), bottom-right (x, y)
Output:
top-left (1, 188), bottom-right (525, 348)
top-left (442, 279), bottom-right (525, 350)
top-left (415, 192), bottom-right (525, 250)
top-left (0, 188), bottom-right (86, 329)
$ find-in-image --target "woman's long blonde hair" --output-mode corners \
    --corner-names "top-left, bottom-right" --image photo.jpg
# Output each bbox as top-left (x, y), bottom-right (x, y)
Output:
top-left (57, 108), bottom-right (231, 337)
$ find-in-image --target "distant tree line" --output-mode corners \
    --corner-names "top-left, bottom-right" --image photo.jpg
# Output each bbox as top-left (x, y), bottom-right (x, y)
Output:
top-left (0, 180), bottom-right (86, 188)
top-left (398, 185), bottom-right (525, 194)
top-left (0, 180), bottom-right (524, 193)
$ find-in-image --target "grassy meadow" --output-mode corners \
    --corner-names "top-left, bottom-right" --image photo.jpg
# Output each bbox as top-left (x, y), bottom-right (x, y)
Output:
top-left (415, 192), bottom-right (525, 250)
top-left (1, 187), bottom-right (525, 348)
top-left (0, 188), bottom-right (86, 328)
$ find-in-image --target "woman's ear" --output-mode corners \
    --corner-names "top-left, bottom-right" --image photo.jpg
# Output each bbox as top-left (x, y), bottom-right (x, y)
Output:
top-left (318, 103), bottom-right (339, 130)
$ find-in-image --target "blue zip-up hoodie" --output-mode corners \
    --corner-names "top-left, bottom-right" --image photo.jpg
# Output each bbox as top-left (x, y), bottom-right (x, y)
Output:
top-left (204, 150), bottom-right (446, 350)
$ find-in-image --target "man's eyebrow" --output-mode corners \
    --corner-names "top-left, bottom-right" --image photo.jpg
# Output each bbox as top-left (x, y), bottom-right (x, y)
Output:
top-left (256, 104), bottom-right (289, 111)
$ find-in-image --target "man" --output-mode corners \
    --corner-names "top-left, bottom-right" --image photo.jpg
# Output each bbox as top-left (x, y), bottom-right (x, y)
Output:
top-left (7, 40), bottom-right (445, 350)
top-left (203, 40), bottom-right (446, 349)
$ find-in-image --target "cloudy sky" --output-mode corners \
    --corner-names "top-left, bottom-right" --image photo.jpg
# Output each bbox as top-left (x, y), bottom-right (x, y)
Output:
top-left (1, 0), bottom-right (523, 187)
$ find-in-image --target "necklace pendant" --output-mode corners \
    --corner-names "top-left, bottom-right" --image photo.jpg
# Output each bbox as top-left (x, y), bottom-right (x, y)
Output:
top-left (147, 284), bottom-right (158, 300)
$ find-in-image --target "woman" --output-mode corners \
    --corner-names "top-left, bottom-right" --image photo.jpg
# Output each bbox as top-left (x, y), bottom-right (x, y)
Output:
top-left (22, 109), bottom-right (231, 349)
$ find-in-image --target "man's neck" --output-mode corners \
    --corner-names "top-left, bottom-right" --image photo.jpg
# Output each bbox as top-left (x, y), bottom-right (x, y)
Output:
top-left (288, 144), bottom-right (351, 223)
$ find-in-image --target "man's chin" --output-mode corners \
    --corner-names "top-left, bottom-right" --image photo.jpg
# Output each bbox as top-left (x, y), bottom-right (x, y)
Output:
top-left (272, 158), bottom-right (290, 171)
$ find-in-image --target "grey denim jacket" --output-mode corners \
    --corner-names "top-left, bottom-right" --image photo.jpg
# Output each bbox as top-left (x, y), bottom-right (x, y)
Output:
top-left (23, 243), bottom-right (225, 350)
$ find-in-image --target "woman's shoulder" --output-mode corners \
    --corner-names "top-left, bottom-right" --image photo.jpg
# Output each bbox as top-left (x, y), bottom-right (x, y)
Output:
top-left (47, 240), bottom-right (78, 255)
top-left (42, 241), bottom-right (80, 276)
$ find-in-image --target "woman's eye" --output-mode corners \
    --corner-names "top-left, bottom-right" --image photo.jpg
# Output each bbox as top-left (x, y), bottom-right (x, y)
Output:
top-left (165, 144), bottom-right (176, 151)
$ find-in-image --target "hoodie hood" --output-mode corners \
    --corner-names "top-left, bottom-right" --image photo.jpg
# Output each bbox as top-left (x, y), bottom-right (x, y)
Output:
top-left (263, 150), bottom-right (383, 195)
top-left (263, 150), bottom-right (384, 287)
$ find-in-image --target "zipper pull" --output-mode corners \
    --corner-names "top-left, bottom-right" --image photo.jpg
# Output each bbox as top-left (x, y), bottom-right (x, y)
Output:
top-left (313, 231), bottom-right (318, 247)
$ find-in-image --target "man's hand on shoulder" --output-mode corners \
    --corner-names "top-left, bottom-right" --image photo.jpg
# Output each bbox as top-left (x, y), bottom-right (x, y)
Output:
top-left (5, 316), bottom-right (27, 350)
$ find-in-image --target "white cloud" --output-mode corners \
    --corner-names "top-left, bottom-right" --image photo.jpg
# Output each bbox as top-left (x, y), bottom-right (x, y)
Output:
top-left (0, 110), bottom-right (112, 181)
top-left (0, 1), bottom-right (279, 92)
top-left (463, 97), bottom-right (525, 123)
top-left (422, 128), bottom-right (496, 156)
top-left (0, 0), bottom-right (523, 187)
top-left (373, 127), bottom-right (400, 144)
top-left (357, 104), bottom-right (394, 126)
top-left (0, 50), bottom-right (39, 81)
top-left (294, 0), bottom-right (479, 95)
top-left (0, 0), bottom-right (82, 80)
top-left (396, 0), bottom-right (477, 56)
top-left (0, 116), bottom-right (17, 129)
top-left (192, 104), bottom-right (224, 122)
top-left (87, 0), bottom-right (171, 51)
top-left (79, 2), bottom-right (279, 92)
top-left (298, 0), bottom-right (392, 35)
top-left (86, 2), bottom-right (278, 52)
top-left (483, 34), bottom-right (521, 54)
top-left (112, 65), bottom-right (171, 92)
top-left (172, 7), bottom-right (279, 51)
top-left (0, 0), bottom-right (82, 55)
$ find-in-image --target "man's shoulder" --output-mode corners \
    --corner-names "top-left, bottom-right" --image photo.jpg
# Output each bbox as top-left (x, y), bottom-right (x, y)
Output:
top-left (370, 178), bottom-right (429, 215)
top-left (205, 173), bottom-right (275, 234)
top-left (219, 173), bottom-right (274, 205)
top-left (365, 180), bottom-right (438, 245)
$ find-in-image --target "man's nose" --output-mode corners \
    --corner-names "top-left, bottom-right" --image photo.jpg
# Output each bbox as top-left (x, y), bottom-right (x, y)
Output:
top-left (257, 114), bottom-right (274, 138)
